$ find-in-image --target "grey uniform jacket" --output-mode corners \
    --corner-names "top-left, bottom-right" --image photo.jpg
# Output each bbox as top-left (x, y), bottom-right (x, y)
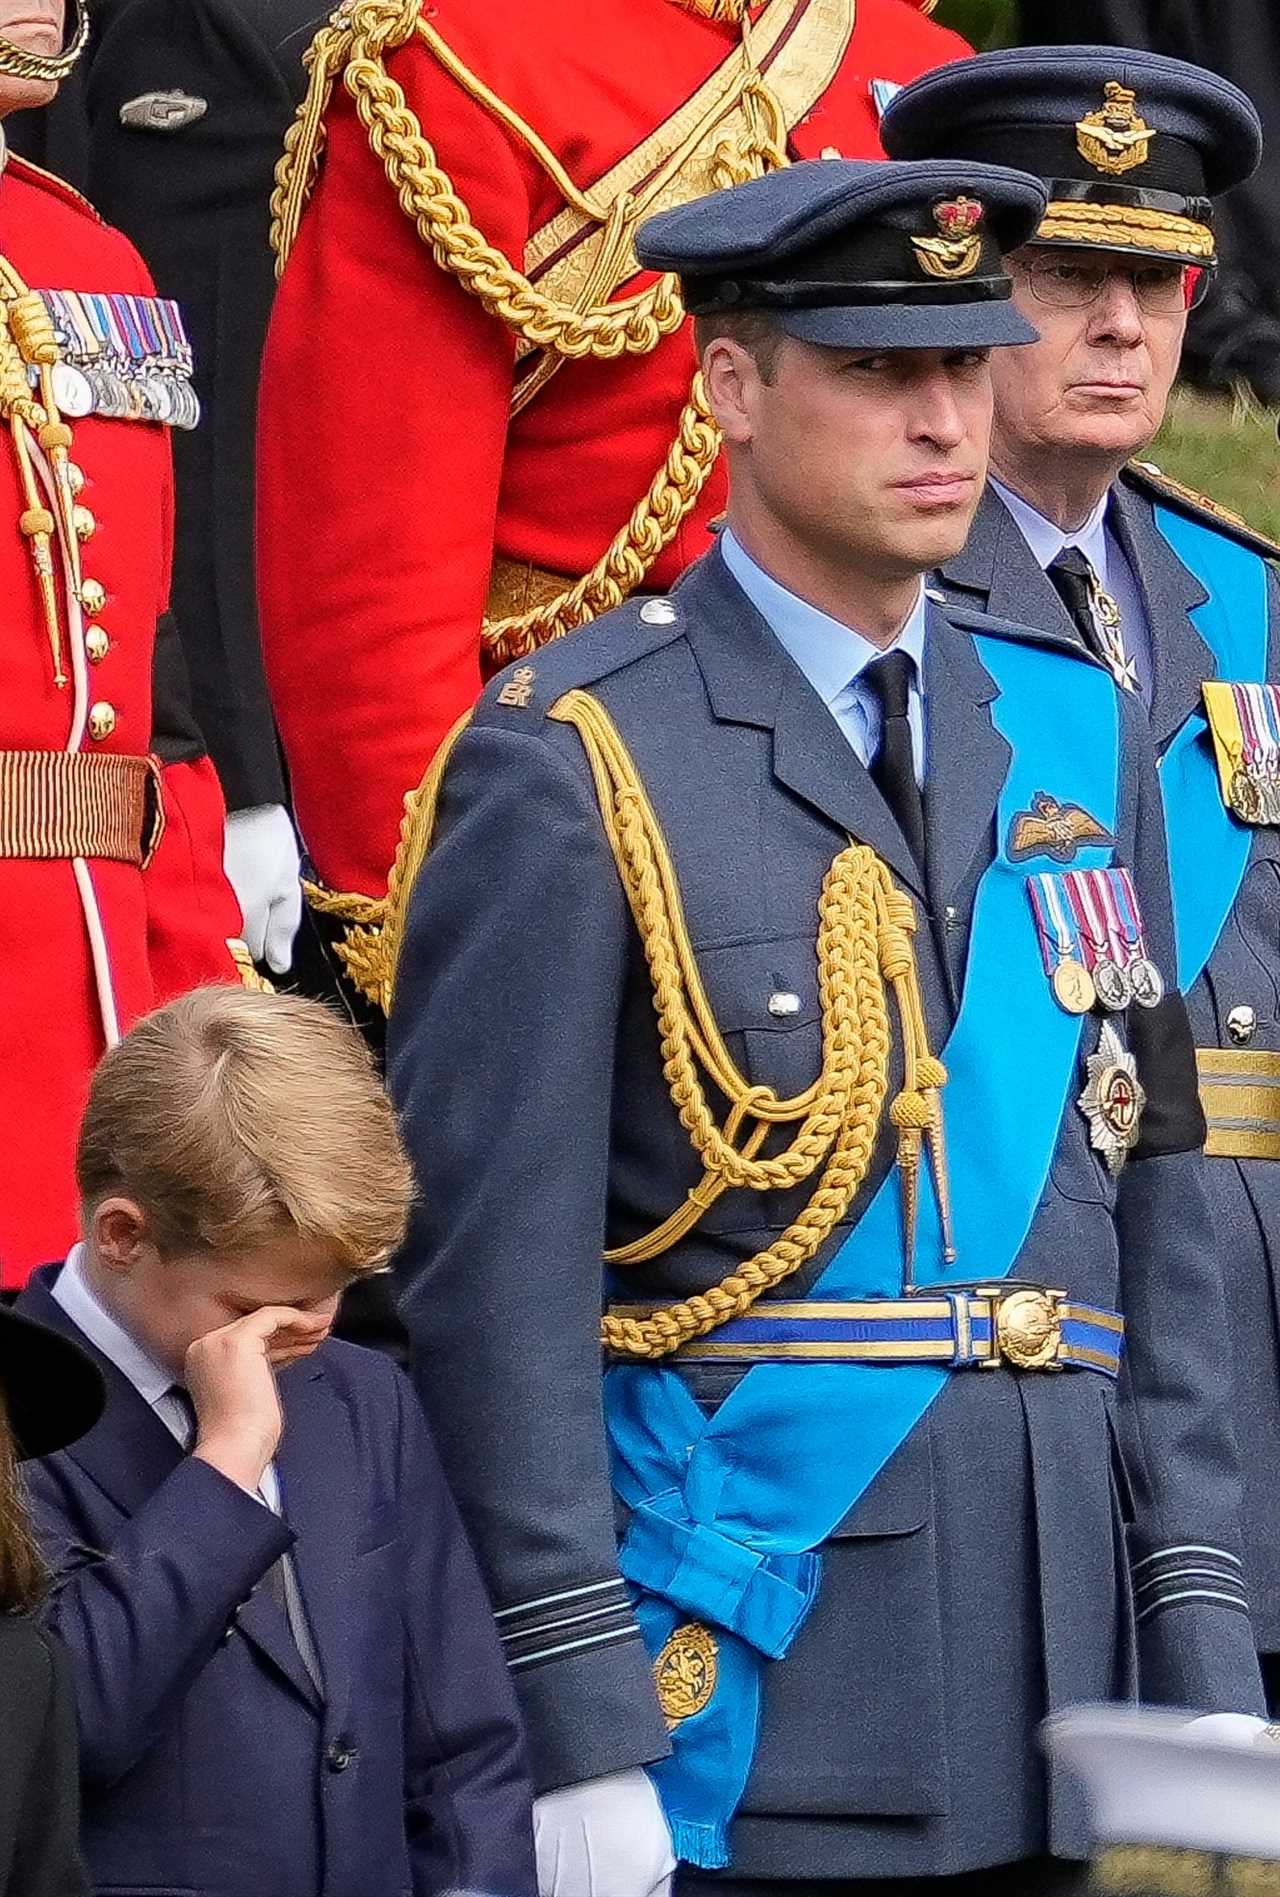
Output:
top-left (938, 474), bottom-right (1280, 1656)
top-left (387, 546), bottom-right (1264, 1882)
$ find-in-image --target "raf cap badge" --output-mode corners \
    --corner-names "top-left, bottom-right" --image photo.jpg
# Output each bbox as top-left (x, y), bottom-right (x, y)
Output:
top-left (1075, 83), bottom-right (1155, 177)
top-left (119, 90), bottom-right (208, 133)
top-left (911, 196), bottom-right (984, 280)
top-left (1079, 1021), bottom-right (1146, 1175)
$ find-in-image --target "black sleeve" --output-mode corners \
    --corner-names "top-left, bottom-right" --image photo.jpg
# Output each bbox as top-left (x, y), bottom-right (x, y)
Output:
top-left (82, 0), bottom-right (317, 810)
top-left (1113, 694), bottom-right (1264, 1712)
top-left (387, 719), bottom-right (672, 1794)
top-left (12, 1629), bottom-right (91, 1897)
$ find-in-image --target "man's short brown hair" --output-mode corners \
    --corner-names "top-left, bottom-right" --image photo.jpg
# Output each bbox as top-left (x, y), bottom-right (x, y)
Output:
top-left (77, 987), bottom-right (414, 1273)
top-left (692, 310), bottom-right (786, 382)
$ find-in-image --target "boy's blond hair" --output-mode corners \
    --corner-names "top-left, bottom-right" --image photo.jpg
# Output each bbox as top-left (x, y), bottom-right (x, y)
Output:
top-left (76, 986), bottom-right (414, 1272)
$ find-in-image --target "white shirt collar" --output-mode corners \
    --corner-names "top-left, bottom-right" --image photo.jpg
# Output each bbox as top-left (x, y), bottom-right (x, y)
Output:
top-left (0, 124), bottom-right (7, 179)
top-left (52, 1243), bottom-right (177, 1410)
top-left (720, 527), bottom-right (928, 710)
top-left (990, 474), bottom-right (1112, 583)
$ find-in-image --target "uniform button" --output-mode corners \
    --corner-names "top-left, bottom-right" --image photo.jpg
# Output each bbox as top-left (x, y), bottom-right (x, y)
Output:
top-left (84, 625), bottom-right (109, 663)
top-left (1228, 1005), bottom-right (1258, 1045)
top-left (88, 701), bottom-right (116, 741)
top-left (325, 1739), bottom-right (356, 1773)
top-left (80, 577), bottom-right (106, 615)
top-left (65, 461), bottom-right (85, 496)
top-left (767, 990), bottom-right (802, 1018)
top-left (639, 598), bottom-right (677, 626)
top-left (72, 504), bottom-right (96, 541)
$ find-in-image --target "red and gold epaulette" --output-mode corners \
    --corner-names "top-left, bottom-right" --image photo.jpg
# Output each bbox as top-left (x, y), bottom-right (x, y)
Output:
top-left (5, 153), bottom-right (104, 223)
top-left (1125, 459), bottom-right (1280, 562)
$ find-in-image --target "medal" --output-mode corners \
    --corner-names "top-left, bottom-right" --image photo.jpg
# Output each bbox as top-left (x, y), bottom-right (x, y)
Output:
top-left (50, 360), bottom-right (93, 418)
top-left (1030, 873), bottom-right (1098, 1015)
top-left (1052, 959), bottom-right (1097, 1014)
top-left (1079, 1019), bottom-right (1146, 1176)
top-left (1205, 682), bottom-right (1280, 828)
top-left (1128, 957), bottom-right (1164, 1008)
top-left (1092, 956), bottom-right (1132, 1011)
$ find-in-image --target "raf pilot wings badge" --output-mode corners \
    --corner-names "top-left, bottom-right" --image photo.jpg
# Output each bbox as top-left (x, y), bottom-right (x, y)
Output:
top-left (1008, 790), bottom-right (1114, 864)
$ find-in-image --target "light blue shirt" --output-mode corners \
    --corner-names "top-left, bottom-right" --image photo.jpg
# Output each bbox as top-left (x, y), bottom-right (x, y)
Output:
top-left (721, 528), bottom-right (928, 785)
top-left (991, 475), bottom-right (1153, 707)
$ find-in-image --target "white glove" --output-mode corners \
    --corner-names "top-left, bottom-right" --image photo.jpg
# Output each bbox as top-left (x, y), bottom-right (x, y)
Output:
top-left (1184, 1712), bottom-right (1271, 1744)
top-left (533, 1768), bottom-right (675, 1897)
top-left (223, 803), bottom-right (303, 974)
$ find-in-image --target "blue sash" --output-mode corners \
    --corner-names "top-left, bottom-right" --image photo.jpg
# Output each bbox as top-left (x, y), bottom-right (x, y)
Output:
top-left (1149, 505), bottom-right (1269, 988)
top-left (605, 634), bottom-right (1120, 1867)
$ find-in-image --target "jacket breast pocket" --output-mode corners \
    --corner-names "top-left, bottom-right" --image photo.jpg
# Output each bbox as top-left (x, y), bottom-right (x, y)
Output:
top-left (693, 934), bottom-right (823, 1104)
top-left (743, 1430), bottom-right (947, 1820)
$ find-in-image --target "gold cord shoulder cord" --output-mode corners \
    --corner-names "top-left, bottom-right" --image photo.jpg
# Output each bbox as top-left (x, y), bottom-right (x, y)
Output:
top-left (269, 0), bottom-right (791, 665)
top-left (374, 695), bottom-right (953, 1362)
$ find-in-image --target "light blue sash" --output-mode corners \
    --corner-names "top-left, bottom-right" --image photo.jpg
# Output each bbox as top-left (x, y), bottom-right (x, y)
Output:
top-left (1150, 505), bottom-right (1269, 988)
top-left (605, 634), bottom-right (1120, 1867)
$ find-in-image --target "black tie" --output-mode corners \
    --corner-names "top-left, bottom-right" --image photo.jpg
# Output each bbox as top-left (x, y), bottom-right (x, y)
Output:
top-left (865, 648), bottom-right (926, 869)
top-left (1047, 546), bottom-right (1105, 661)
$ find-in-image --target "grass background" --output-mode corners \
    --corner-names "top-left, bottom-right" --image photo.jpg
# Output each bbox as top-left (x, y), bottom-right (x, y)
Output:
top-left (925, 0), bottom-right (1280, 539)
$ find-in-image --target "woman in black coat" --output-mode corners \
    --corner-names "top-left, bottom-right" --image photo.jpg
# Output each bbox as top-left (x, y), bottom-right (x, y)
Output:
top-left (0, 1306), bottom-right (103, 1897)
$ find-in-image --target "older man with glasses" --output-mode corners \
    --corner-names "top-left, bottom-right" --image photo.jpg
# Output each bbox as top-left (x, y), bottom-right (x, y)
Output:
top-left (883, 48), bottom-right (1280, 1710)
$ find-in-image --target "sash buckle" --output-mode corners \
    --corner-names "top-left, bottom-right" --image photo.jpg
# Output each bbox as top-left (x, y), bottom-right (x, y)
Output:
top-left (972, 1284), bottom-right (1066, 1371)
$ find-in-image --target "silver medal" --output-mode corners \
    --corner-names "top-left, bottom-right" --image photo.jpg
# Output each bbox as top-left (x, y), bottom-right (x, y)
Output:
top-left (1127, 957), bottom-right (1164, 1009)
top-left (1092, 957), bottom-right (1131, 1012)
top-left (51, 361), bottom-right (94, 418)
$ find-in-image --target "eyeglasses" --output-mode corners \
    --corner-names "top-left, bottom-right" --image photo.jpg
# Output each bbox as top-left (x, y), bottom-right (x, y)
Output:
top-left (1014, 254), bottom-right (1211, 314)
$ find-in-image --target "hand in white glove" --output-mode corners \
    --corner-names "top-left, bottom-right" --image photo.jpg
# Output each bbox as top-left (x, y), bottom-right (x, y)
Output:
top-left (1184, 1712), bottom-right (1272, 1744)
top-left (223, 803), bottom-right (303, 974)
top-left (533, 1768), bottom-right (675, 1897)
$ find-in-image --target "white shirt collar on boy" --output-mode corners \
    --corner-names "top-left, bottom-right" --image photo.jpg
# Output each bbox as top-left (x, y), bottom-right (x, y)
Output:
top-left (51, 1245), bottom-right (280, 1508)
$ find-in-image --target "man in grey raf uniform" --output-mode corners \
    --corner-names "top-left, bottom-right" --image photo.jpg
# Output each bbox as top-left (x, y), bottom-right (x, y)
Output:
top-left (386, 156), bottom-right (1265, 1897)
top-left (882, 48), bottom-right (1280, 1710)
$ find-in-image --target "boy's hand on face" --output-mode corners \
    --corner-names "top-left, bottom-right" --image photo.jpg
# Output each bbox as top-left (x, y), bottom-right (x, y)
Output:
top-left (187, 1307), bottom-right (330, 1495)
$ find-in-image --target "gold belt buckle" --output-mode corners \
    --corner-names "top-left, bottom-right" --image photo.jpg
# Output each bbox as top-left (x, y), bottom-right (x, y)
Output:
top-left (974, 1285), bottom-right (1065, 1371)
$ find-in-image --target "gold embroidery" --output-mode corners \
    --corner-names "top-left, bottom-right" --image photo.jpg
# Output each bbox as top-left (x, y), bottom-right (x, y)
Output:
top-left (1075, 82), bottom-right (1156, 176)
top-left (655, 1623), bottom-right (719, 1727)
top-left (910, 195), bottom-right (984, 280)
top-left (1038, 198), bottom-right (1213, 262)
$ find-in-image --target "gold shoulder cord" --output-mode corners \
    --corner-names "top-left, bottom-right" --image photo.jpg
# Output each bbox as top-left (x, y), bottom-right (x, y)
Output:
top-left (270, 0), bottom-right (791, 667)
top-left (376, 696), bottom-right (953, 1362)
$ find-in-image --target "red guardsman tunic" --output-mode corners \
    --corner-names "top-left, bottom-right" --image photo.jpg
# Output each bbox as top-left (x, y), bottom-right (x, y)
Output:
top-left (257, 0), bottom-right (968, 905)
top-left (0, 152), bottom-right (244, 1287)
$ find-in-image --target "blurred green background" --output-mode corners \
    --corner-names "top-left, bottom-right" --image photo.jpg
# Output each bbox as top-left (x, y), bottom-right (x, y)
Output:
top-left (934, 0), bottom-right (1016, 48)
top-left (928, 0), bottom-right (1280, 537)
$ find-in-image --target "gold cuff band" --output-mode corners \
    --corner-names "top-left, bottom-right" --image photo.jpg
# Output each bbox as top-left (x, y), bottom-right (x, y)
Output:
top-left (0, 750), bottom-right (162, 866)
top-left (1095, 1842), bottom-right (1280, 1895)
top-left (1197, 1046), bottom-right (1280, 1161)
top-left (1038, 199), bottom-right (1215, 262)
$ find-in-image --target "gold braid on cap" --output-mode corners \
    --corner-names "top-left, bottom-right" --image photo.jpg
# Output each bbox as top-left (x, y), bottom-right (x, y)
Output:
top-left (269, 0), bottom-right (789, 666)
top-left (1039, 198), bottom-right (1215, 262)
top-left (0, 0), bottom-right (89, 83)
top-left (373, 691), bottom-right (954, 1362)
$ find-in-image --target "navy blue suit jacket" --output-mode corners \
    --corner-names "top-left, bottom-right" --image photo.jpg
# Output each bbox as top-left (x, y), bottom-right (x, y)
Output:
top-left (17, 1266), bottom-right (537, 1897)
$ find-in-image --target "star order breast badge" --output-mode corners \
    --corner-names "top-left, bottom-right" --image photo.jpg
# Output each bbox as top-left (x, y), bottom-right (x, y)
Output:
top-left (1079, 1020), bottom-right (1146, 1175)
